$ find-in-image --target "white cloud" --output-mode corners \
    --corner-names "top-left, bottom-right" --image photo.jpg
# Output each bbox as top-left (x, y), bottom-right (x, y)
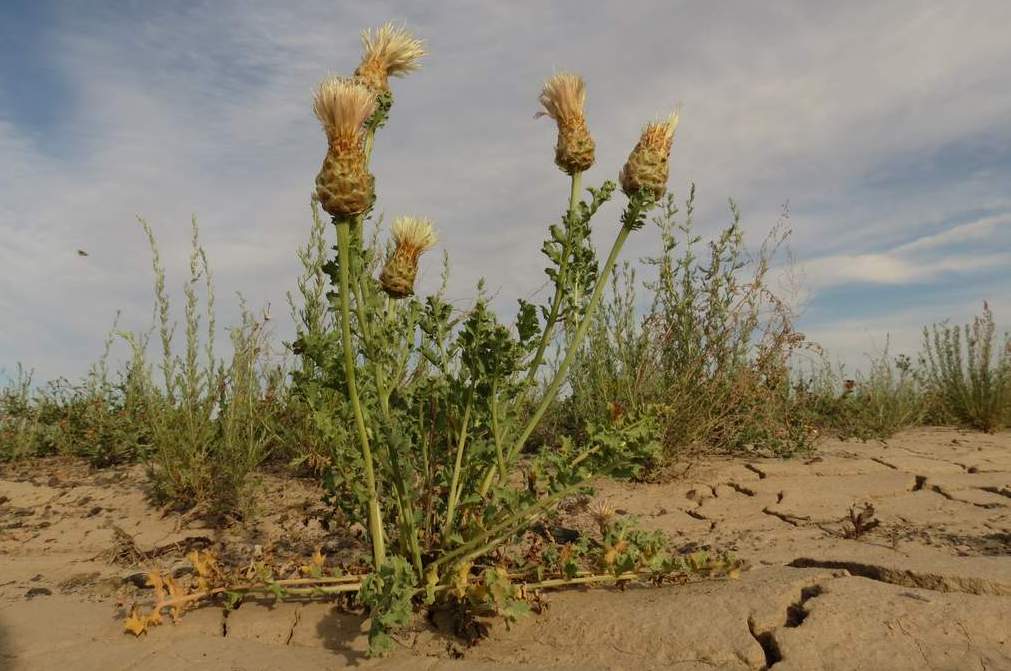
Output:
top-left (2, 1), bottom-right (1011, 380)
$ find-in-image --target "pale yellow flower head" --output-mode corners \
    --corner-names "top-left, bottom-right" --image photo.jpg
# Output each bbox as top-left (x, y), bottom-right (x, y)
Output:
top-left (637, 108), bottom-right (680, 156)
top-left (535, 72), bottom-right (595, 174)
top-left (535, 72), bottom-right (588, 132)
top-left (619, 106), bottom-right (681, 199)
top-left (379, 216), bottom-right (438, 298)
top-left (355, 22), bottom-right (427, 93)
top-left (392, 216), bottom-right (438, 256)
top-left (313, 76), bottom-right (376, 152)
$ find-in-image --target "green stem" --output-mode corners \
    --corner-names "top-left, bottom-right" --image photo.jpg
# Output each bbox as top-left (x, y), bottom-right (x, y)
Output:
top-left (433, 483), bottom-right (581, 573)
top-left (477, 173), bottom-right (584, 498)
top-left (526, 172), bottom-right (582, 383)
top-left (490, 381), bottom-right (507, 480)
top-left (508, 224), bottom-right (633, 464)
top-left (443, 386), bottom-right (474, 537)
top-left (336, 217), bottom-right (385, 568)
top-left (478, 207), bottom-right (641, 498)
top-left (365, 129), bottom-right (376, 165)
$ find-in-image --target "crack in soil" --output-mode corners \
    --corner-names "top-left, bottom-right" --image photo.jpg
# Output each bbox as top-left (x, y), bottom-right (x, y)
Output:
top-left (285, 606), bottom-right (301, 645)
top-left (747, 581), bottom-right (830, 670)
top-left (870, 457), bottom-right (898, 470)
top-left (785, 584), bottom-right (824, 628)
top-left (747, 617), bottom-right (781, 670)
top-left (745, 464), bottom-right (768, 480)
top-left (683, 508), bottom-right (717, 531)
top-left (980, 486), bottom-right (1011, 500)
top-left (930, 485), bottom-right (1005, 509)
top-left (912, 475), bottom-right (927, 491)
top-left (761, 508), bottom-right (810, 527)
top-left (725, 482), bottom-right (757, 497)
top-left (895, 446), bottom-right (972, 469)
top-left (787, 558), bottom-right (1010, 596)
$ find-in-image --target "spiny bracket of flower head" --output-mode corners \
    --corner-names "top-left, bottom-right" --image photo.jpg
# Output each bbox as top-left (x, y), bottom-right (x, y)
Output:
top-left (379, 216), bottom-right (438, 298)
top-left (619, 107), bottom-right (681, 201)
top-left (354, 22), bottom-right (426, 129)
top-left (535, 72), bottom-right (596, 175)
top-left (313, 76), bottom-right (377, 217)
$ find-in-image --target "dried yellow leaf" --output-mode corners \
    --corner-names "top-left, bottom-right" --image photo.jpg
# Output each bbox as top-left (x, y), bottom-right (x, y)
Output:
top-left (123, 605), bottom-right (149, 636)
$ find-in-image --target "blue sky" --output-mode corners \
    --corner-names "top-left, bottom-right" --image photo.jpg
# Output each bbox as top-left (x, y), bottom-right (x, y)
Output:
top-left (1, 1), bottom-right (1010, 382)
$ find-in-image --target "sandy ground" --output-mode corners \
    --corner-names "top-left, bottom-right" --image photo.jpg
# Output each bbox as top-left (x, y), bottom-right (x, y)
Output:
top-left (1, 426), bottom-right (1009, 670)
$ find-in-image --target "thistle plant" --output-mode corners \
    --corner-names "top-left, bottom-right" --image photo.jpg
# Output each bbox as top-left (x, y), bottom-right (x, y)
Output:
top-left (294, 22), bottom-right (688, 655)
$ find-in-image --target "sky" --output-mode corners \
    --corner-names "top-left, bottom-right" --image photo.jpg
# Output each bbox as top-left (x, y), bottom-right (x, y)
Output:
top-left (2, 0), bottom-right (1010, 383)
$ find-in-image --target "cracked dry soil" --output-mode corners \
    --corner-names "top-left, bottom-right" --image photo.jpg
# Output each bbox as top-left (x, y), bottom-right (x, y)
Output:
top-left (1, 426), bottom-right (1009, 670)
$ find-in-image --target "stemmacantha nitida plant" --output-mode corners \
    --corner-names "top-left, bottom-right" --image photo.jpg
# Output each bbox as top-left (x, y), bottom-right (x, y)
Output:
top-left (295, 22), bottom-right (723, 655)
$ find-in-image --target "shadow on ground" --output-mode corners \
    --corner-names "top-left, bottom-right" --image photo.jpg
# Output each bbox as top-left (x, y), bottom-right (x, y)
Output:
top-left (0, 613), bottom-right (14, 670)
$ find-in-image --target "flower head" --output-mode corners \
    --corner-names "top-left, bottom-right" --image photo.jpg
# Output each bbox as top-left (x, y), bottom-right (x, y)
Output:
top-left (536, 72), bottom-right (587, 129)
top-left (535, 72), bottom-right (595, 174)
top-left (619, 107), bottom-right (680, 199)
top-left (313, 76), bottom-right (376, 152)
top-left (354, 22), bottom-right (427, 93)
top-left (379, 216), bottom-right (438, 298)
top-left (313, 76), bottom-right (377, 217)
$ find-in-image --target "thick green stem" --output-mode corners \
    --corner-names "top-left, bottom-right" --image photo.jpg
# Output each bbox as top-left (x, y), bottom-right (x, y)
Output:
top-left (336, 218), bottom-right (385, 568)
top-left (526, 172), bottom-right (582, 383)
top-left (477, 174), bottom-right (584, 498)
top-left (490, 381), bottom-right (507, 480)
top-left (443, 386), bottom-right (474, 536)
top-left (365, 129), bottom-right (376, 165)
top-left (477, 213), bottom-right (639, 500)
top-left (509, 225), bottom-right (633, 464)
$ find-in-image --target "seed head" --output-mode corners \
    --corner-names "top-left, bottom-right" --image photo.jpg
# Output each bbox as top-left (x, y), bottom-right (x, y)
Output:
top-left (354, 22), bottom-right (427, 93)
top-left (589, 499), bottom-right (616, 534)
top-left (535, 72), bottom-right (595, 174)
top-left (379, 216), bottom-right (438, 298)
top-left (619, 108), bottom-right (680, 199)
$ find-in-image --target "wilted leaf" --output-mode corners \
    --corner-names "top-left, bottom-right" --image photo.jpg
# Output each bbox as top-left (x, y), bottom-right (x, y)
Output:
top-left (123, 605), bottom-right (149, 636)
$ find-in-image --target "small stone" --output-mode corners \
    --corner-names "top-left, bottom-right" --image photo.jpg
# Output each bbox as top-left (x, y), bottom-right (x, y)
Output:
top-left (124, 573), bottom-right (152, 589)
top-left (171, 563), bottom-right (195, 578)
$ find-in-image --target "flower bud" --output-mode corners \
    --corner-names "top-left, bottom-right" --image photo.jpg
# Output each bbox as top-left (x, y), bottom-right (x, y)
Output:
top-left (535, 72), bottom-right (595, 175)
top-left (379, 217), bottom-right (438, 298)
top-left (619, 109), bottom-right (680, 199)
